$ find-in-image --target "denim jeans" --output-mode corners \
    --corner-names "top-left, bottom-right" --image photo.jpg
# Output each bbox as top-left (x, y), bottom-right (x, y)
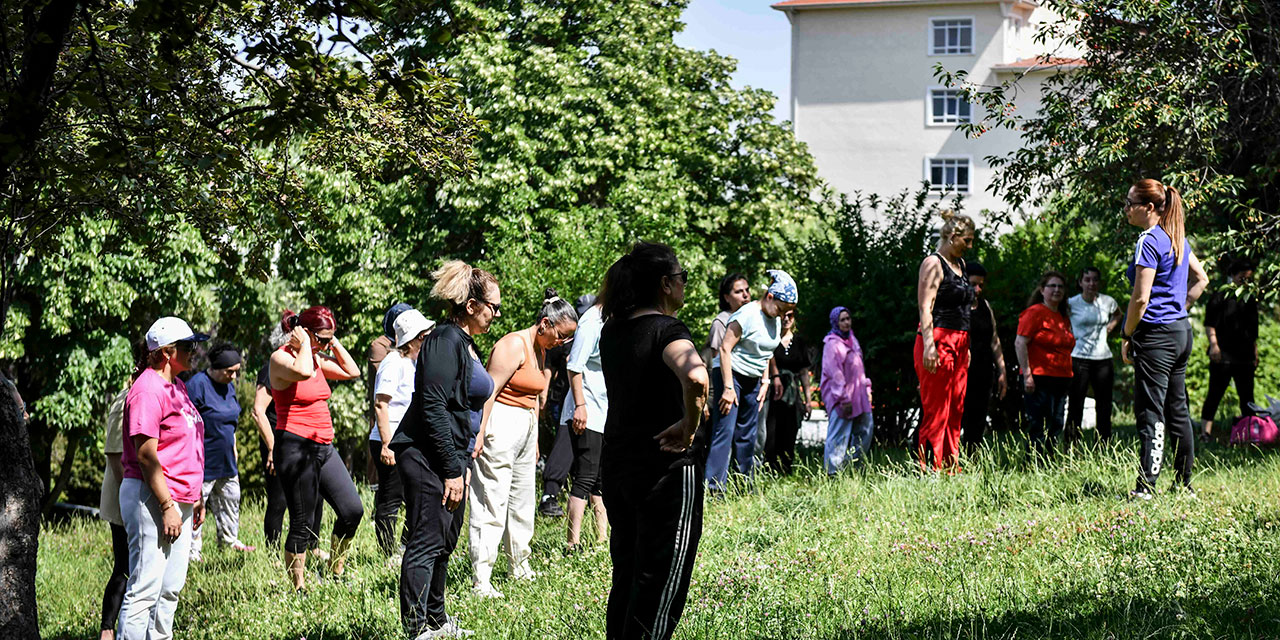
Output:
top-left (825, 411), bottom-right (874, 474)
top-left (705, 369), bottom-right (761, 492)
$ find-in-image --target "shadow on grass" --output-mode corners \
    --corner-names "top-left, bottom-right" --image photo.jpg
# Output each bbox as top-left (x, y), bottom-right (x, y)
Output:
top-left (766, 575), bottom-right (1280, 640)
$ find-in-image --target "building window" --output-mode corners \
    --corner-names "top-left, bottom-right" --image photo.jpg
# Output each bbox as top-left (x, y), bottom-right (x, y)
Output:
top-left (929, 89), bottom-right (971, 124)
top-left (928, 157), bottom-right (971, 193)
top-left (930, 18), bottom-right (974, 55)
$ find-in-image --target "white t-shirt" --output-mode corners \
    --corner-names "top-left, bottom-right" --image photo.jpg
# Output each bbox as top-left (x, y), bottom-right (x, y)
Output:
top-left (559, 306), bottom-right (607, 434)
top-left (712, 301), bottom-right (780, 378)
top-left (1068, 293), bottom-right (1118, 360)
top-left (369, 350), bottom-right (415, 442)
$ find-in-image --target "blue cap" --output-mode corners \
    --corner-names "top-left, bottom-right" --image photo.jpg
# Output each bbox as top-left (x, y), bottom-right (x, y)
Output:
top-left (382, 302), bottom-right (413, 340)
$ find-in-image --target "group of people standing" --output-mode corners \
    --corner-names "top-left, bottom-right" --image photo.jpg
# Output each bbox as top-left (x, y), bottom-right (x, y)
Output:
top-left (913, 178), bottom-right (1251, 499)
top-left (90, 176), bottom-right (1257, 640)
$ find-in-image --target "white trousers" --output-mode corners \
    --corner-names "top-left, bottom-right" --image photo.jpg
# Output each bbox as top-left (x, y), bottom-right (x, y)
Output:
top-left (117, 478), bottom-right (194, 640)
top-left (469, 402), bottom-right (538, 587)
top-left (191, 475), bottom-right (241, 557)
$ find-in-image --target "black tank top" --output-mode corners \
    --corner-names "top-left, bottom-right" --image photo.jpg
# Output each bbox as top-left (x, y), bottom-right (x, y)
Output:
top-left (931, 253), bottom-right (973, 332)
top-left (968, 298), bottom-right (993, 367)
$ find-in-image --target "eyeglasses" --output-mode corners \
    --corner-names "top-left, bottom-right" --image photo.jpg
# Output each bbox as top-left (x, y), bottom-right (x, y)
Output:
top-left (668, 270), bottom-right (688, 284)
top-left (176, 341), bottom-right (196, 353)
top-left (313, 334), bottom-right (333, 346)
top-left (551, 326), bottom-right (574, 345)
top-left (783, 312), bottom-right (796, 319)
top-left (1124, 198), bottom-right (1144, 209)
top-left (473, 298), bottom-right (502, 315)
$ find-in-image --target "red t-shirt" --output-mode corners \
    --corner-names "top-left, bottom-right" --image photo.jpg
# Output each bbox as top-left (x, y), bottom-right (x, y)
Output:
top-left (271, 346), bottom-right (335, 443)
top-left (1017, 304), bottom-right (1076, 378)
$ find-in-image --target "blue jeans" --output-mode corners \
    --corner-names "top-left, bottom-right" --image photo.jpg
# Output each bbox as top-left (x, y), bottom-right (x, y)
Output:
top-left (705, 369), bottom-right (761, 492)
top-left (825, 411), bottom-right (874, 474)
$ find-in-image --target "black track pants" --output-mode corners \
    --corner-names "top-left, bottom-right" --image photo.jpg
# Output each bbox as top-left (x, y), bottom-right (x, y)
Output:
top-left (1132, 319), bottom-right (1195, 491)
top-left (398, 446), bottom-right (466, 637)
top-left (604, 456), bottom-right (703, 640)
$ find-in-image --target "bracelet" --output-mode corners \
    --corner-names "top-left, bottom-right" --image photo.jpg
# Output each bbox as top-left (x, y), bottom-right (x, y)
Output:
top-left (160, 500), bottom-right (175, 512)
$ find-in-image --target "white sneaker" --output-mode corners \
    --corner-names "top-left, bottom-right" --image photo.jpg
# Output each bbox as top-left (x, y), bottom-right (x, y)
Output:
top-left (472, 583), bottom-right (505, 599)
top-left (414, 617), bottom-right (474, 639)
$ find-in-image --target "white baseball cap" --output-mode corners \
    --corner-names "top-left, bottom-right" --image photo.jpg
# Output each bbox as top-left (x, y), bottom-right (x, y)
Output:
top-left (393, 309), bottom-right (435, 348)
top-left (145, 317), bottom-right (210, 351)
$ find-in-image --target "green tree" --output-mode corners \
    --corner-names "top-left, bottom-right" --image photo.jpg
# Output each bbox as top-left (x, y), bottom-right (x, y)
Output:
top-left (385, 0), bottom-right (827, 334)
top-left (0, 1), bottom-right (478, 635)
top-left (936, 0), bottom-right (1279, 295)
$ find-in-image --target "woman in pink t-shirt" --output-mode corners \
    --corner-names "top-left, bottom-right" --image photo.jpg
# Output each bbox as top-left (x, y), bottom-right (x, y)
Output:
top-left (116, 317), bottom-right (209, 640)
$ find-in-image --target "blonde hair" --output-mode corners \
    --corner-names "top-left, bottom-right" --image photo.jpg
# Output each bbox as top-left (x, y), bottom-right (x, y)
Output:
top-left (938, 209), bottom-right (976, 244)
top-left (431, 260), bottom-right (499, 318)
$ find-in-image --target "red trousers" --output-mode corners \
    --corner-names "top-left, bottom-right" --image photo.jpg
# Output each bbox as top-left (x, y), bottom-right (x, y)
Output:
top-left (914, 328), bottom-right (970, 471)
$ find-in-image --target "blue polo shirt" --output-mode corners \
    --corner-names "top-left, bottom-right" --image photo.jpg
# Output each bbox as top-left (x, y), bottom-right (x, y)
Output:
top-left (186, 371), bottom-right (241, 480)
top-left (1126, 225), bottom-right (1190, 325)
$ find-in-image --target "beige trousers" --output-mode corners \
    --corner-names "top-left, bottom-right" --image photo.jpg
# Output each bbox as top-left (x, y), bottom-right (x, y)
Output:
top-left (469, 402), bottom-right (538, 587)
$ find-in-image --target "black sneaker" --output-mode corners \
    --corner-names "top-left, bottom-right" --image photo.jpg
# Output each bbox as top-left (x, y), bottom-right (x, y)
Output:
top-left (538, 497), bottom-right (564, 518)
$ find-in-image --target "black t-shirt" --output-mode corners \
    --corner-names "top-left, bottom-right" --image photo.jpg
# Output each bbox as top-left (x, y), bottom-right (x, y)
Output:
top-left (968, 298), bottom-right (994, 369)
top-left (255, 363), bottom-right (278, 429)
top-left (1205, 291), bottom-right (1259, 363)
top-left (600, 314), bottom-right (694, 464)
top-left (545, 344), bottom-right (570, 405)
top-left (773, 334), bottom-right (812, 373)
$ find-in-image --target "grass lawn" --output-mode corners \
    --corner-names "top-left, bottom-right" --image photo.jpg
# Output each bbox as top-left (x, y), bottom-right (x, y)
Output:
top-left (37, 431), bottom-right (1280, 639)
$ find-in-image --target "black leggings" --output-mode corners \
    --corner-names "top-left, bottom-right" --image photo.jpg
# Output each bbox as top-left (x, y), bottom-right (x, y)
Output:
top-left (1067, 357), bottom-right (1114, 441)
top-left (569, 429), bottom-right (605, 500)
top-left (543, 411), bottom-right (573, 497)
top-left (274, 430), bottom-right (364, 554)
top-left (370, 438), bottom-right (406, 555)
top-left (99, 522), bottom-right (128, 631)
top-left (1202, 360), bottom-right (1256, 422)
top-left (261, 439), bottom-right (324, 548)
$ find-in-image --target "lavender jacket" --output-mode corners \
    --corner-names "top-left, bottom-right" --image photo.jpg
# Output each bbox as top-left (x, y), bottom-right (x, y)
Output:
top-left (820, 333), bottom-right (872, 419)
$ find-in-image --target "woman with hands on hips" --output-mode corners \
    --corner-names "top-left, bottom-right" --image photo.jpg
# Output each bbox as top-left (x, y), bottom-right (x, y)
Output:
top-left (598, 241), bottom-right (710, 640)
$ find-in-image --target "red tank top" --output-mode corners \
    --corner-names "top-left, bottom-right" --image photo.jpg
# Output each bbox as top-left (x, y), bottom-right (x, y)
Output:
top-left (271, 345), bottom-right (334, 443)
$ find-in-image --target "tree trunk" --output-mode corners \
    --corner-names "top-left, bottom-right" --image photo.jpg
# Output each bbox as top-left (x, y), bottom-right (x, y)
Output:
top-left (40, 432), bottom-right (79, 516)
top-left (0, 386), bottom-right (42, 639)
top-left (0, 0), bottom-right (79, 188)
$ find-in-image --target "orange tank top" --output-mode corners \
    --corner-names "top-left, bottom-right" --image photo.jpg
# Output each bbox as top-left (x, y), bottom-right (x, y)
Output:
top-left (496, 330), bottom-right (547, 409)
top-left (271, 345), bottom-right (334, 443)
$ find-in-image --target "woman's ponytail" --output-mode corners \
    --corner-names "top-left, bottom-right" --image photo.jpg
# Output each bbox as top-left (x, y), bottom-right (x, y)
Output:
top-left (1162, 185), bottom-right (1186, 265)
top-left (280, 309), bottom-right (300, 333)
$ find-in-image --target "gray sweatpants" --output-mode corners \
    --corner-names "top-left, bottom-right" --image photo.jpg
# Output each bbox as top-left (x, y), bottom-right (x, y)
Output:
top-left (117, 478), bottom-right (193, 640)
top-left (191, 476), bottom-right (242, 557)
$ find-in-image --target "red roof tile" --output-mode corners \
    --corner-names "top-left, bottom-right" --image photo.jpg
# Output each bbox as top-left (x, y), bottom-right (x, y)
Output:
top-left (991, 56), bottom-right (1085, 71)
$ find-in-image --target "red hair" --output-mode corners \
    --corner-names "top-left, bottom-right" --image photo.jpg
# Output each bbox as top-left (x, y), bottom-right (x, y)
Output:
top-left (280, 306), bottom-right (337, 333)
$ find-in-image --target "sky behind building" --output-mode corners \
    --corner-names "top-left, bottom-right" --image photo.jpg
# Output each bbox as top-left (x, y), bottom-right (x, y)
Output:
top-left (674, 0), bottom-right (791, 123)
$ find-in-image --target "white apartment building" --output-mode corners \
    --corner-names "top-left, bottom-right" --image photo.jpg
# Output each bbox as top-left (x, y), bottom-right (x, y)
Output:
top-left (772, 0), bottom-right (1083, 217)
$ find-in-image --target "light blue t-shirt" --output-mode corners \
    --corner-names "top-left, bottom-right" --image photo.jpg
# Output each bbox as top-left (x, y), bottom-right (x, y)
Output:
top-left (559, 305), bottom-right (607, 434)
top-left (712, 301), bottom-right (780, 378)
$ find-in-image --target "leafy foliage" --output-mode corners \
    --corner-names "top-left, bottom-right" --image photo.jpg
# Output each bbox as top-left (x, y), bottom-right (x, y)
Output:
top-left (936, 0), bottom-right (1280, 297)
